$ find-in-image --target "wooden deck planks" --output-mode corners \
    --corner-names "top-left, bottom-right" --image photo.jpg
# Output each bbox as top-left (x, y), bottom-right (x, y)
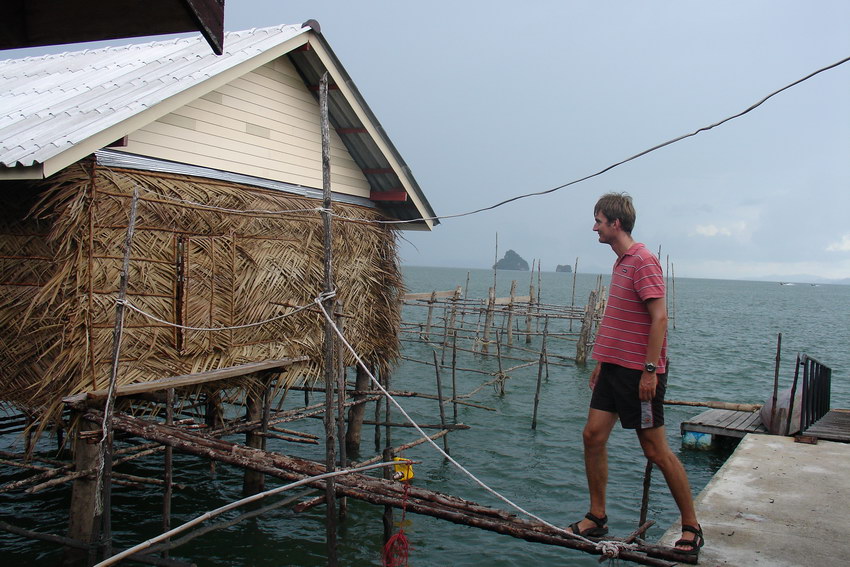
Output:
top-left (680, 408), bottom-right (766, 439)
top-left (804, 409), bottom-right (850, 443)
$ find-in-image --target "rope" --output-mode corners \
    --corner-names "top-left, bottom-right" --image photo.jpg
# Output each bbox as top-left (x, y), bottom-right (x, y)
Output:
top-left (313, 295), bottom-right (634, 556)
top-left (116, 297), bottom-right (317, 332)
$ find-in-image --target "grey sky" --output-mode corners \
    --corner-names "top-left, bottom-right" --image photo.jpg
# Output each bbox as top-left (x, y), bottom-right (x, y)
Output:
top-left (6, 2), bottom-right (850, 281)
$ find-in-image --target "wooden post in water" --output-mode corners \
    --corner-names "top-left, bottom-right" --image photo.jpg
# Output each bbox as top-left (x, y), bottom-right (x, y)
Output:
top-left (576, 290), bottom-right (598, 365)
top-left (451, 332), bottom-right (459, 423)
top-left (336, 310), bottom-right (348, 521)
top-left (319, 71), bottom-right (338, 566)
top-left (506, 280), bottom-right (517, 346)
top-left (495, 331), bottom-right (505, 396)
top-left (243, 380), bottom-right (266, 495)
top-left (526, 262), bottom-right (535, 344)
top-left (423, 290), bottom-right (437, 341)
top-left (482, 286), bottom-right (495, 354)
top-left (66, 413), bottom-right (103, 565)
top-left (639, 460), bottom-right (653, 527)
top-left (433, 350), bottom-right (450, 455)
top-left (569, 257), bottom-right (578, 332)
top-left (96, 186), bottom-right (140, 559)
top-left (162, 387), bottom-right (174, 559)
top-left (347, 364), bottom-right (371, 458)
top-left (531, 319), bottom-right (549, 430)
top-left (205, 393), bottom-right (224, 477)
top-left (770, 333), bottom-right (782, 434)
top-left (444, 286), bottom-right (462, 350)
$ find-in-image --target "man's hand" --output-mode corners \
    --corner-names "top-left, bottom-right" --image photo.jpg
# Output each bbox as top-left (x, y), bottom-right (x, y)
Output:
top-left (589, 363), bottom-right (601, 390)
top-left (639, 371), bottom-right (657, 401)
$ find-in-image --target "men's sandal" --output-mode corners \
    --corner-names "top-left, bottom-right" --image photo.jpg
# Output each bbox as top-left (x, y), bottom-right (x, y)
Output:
top-left (674, 524), bottom-right (705, 556)
top-left (568, 512), bottom-right (609, 537)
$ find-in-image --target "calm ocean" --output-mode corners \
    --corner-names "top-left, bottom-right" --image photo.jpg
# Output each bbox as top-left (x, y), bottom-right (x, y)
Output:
top-left (2, 266), bottom-right (848, 566)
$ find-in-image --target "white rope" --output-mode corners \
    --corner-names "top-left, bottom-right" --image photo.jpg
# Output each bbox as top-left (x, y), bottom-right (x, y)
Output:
top-left (313, 294), bottom-right (636, 552)
top-left (116, 298), bottom-right (316, 332)
top-left (93, 460), bottom-right (407, 567)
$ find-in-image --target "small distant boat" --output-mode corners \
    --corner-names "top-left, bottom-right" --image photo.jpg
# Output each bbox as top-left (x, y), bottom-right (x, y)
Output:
top-left (779, 282), bottom-right (795, 286)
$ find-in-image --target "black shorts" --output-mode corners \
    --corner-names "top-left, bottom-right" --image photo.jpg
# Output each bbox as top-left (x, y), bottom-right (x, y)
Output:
top-left (590, 362), bottom-right (667, 429)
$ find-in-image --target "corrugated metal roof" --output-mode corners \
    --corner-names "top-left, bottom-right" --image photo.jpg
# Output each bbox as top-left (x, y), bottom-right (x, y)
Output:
top-left (0, 24), bottom-right (309, 169)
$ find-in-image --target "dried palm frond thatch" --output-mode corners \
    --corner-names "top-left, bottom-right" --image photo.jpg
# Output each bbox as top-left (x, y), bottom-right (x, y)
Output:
top-left (0, 159), bottom-right (403, 430)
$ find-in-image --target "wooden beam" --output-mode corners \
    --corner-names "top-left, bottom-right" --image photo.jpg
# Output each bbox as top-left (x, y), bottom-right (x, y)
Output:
top-left (369, 190), bottom-right (408, 202)
top-left (81, 357), bottom-right (309, 400)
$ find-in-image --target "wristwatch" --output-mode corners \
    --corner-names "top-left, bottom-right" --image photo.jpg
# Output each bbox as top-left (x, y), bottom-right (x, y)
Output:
top-left (644, 362), bottom-right (657, 373)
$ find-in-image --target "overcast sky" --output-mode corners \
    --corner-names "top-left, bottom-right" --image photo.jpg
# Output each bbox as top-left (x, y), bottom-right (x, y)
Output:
top-left (7, 2), bottom-right (850, 281)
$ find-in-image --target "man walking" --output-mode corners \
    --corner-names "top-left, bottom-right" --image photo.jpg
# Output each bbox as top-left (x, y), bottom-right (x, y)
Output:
top-left (567, 193), bottom-right (704, 557)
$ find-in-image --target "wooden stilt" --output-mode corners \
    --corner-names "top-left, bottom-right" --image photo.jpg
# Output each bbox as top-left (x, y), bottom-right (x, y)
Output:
top-left (162, 388), bottom-right (174, 559)
top-left (432, 350), bottom-right (450, 455)
top-left (243, 381), bottom-right (266, 496)
top-left (319, 71), bottom-right (338, 566)
top-left (482, 287), bottom-right (495, 354)
top-left (66, 413), bottom-right (102, 566)
top-left (451, 332), bottom-right (458, 423)
top-left (506, 280), bottom-right (516, 346)
top-left (639, 460), bottom-right (653, 527)
top-left (346, 365), bottom-right (371, 458)
top-left (531, 320), bottom-right (548, 430)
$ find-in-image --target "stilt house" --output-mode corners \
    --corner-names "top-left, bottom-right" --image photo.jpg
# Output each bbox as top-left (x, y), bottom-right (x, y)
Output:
top-left (0, 23), bottom-right (436, 428)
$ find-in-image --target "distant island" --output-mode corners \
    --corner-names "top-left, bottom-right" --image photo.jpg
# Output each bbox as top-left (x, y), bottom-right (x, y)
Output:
top-left (494, 249), bottom-right (529, 271)
top-left (555, 264), bottom-right (573, 273)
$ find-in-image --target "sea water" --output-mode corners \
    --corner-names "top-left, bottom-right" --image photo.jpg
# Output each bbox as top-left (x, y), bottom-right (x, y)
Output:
top-left (2, 267), bottom-right (848, 566)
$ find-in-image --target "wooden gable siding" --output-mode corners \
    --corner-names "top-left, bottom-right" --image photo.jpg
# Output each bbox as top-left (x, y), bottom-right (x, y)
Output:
top-left (121, 56), bottom-right (370, 197)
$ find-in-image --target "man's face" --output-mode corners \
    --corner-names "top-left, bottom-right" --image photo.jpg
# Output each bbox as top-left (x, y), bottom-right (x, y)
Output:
top-left (593, 211), bottom-right (617, 244)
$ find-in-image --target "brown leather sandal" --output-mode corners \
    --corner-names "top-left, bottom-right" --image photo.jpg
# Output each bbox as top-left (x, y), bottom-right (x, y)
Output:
top-left (675, 524), bottom-right (705, 556)
top-left (568, 512), bottom-right (609, 537)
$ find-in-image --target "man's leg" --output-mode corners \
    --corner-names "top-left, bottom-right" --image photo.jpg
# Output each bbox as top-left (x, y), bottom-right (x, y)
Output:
top-left (636, 426), bottom-right (700, 548)
top-left (571, 408), bottom-right (618, 533)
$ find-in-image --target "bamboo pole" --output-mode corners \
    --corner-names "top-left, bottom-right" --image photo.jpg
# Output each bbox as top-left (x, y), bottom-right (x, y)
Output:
top-left (319, 71), bottom-right (338, 566)
top-left (770, 333), bottom-right (782, 433)
top-left (532, 319), bottom-right (549, 429)
top-left (92, 410), bottom-right (691, 566)
top-left (433, 350), bottom-right (450, 455)
top-left (569, 257), bottom-right (578, 332)
top-left (506, 280), bottom-right (517, 346)
top-left (162, 388), bottom-right (174, 559)
top-left (451, 331), bottom-right (459, 423)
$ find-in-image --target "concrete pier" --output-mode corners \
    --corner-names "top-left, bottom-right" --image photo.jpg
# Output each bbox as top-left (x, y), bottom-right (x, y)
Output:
top-left (660, 433), bottom-right (850, 566)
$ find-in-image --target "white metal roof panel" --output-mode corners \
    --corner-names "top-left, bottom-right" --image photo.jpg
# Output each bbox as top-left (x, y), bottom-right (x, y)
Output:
top-left (0, 24), bottom-right (310, 169)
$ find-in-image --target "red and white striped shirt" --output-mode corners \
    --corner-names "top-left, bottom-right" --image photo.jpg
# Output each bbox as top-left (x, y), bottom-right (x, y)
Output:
top-left (592, 243), bottom-right (667, 373)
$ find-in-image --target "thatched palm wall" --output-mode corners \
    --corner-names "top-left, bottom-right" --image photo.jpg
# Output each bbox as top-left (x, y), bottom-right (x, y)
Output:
top-left (0, 159), bottom-right (402, 424)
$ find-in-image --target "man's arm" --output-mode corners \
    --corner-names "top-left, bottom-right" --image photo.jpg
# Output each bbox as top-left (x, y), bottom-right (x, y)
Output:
top-left (639, 297), bottom-right (668, 401)
top-left (589, 361), bottom-right (601, 390)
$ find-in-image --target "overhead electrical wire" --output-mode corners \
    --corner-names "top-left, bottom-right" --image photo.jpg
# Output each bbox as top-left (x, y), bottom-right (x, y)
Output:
top-left (368, 53), bottom-right (850, 225)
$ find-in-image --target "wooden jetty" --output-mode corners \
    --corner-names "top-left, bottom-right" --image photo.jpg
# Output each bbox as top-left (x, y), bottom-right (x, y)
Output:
top-left (680, 408), bottom-right (766, 447)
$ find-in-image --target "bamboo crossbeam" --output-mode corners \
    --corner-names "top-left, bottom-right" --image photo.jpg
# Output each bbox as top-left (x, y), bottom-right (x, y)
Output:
top-left (74, 357), bottom-right (309, 401)
top-left (88, 410), bottom-right (693, 566)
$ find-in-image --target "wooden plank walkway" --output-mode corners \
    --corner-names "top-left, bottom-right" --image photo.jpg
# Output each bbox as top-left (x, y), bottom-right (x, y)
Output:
top-left (804, 408), bottom-right (850, 442)
top-left (680, 408), bottom-right (765, 439)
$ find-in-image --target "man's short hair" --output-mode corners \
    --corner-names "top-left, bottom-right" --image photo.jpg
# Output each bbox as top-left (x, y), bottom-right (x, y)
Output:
top-left (594, 192), bottom-right (636, 234)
